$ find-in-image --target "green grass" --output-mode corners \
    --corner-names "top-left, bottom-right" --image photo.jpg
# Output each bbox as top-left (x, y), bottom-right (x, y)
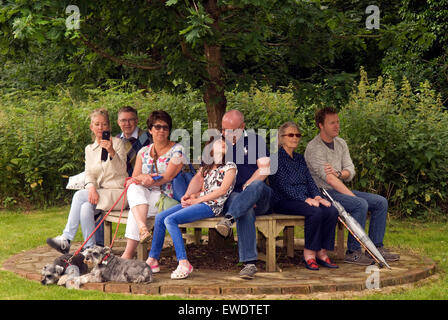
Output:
top-left (359, 219), bottom-right (448, 300)
top-left (0, 206), bottom-right (184, 300)
top-left (0, 207), bottom-right (447, 299)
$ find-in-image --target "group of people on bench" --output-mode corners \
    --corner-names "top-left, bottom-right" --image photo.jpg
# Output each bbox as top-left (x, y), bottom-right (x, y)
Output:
top-left (47, 106), bottom-right (400, 280)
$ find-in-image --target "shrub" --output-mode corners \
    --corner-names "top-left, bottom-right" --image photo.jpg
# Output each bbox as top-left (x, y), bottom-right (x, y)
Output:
top-left (0, 89), bottom-right (91, 207)
top-left (1, 77), bottom-right (447, 219)
top-left (340, 68), bottom-right (448, 218)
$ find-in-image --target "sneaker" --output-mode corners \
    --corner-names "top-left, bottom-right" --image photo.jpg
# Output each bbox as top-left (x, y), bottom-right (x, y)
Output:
top-left (239, 264), bottom-right (257, 280)
top-left (47, 236), bottom-right (71, 254)
top-left (215, 216), bottom-right (234, 238)
top-left (370, 246), bottom-right (400, 262)
top-left (344, 249), bottom-right (374, 266)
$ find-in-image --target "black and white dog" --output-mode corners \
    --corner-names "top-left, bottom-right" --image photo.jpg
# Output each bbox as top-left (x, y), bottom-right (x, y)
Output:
top-left (76, 246), bottom-right (153, 285)
top-left (41, 253), bottom-right (88, 289)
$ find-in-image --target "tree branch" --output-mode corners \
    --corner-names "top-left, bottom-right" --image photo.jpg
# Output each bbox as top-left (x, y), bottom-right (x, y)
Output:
top-left (219, 4), bottom-right (243, 14)
top-left (80, 33), bottom-right (162, 70)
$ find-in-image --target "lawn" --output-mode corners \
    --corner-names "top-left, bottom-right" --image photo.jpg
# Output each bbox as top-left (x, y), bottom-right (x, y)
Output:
top-left (0, 206), bottom-right (183, 300)
top-left (0, 207), bottom-right (447, 300)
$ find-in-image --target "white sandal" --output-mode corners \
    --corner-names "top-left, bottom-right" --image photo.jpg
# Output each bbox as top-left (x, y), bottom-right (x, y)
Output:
top-left (170, 264), bottom-right (193, 280)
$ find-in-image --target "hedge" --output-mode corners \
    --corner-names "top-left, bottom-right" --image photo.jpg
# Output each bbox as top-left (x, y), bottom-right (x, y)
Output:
top-left (1, 75), bottom-right (447, 218)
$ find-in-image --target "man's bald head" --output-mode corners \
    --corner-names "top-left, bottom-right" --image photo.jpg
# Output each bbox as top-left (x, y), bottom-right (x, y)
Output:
top-left (221, 109), bottom-right (245, 144)
top-left (222, 109), bottom-right (245, 129)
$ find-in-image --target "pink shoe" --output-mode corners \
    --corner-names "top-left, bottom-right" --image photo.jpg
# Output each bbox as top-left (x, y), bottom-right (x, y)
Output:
top-left (150, 264), bottom-right (160, 273)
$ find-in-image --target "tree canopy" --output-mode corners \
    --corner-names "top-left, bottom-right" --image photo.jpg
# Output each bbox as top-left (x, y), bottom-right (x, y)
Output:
top-left (1, 0), bottom-right (447, 126)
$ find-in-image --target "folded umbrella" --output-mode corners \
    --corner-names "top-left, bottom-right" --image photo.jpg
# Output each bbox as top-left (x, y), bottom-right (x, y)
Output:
top-left (321, 188), bottom-right (391, 269)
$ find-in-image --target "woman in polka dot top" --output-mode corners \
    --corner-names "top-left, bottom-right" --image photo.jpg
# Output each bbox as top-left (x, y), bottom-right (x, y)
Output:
top-left (269, 122), bottom-right (339, 271)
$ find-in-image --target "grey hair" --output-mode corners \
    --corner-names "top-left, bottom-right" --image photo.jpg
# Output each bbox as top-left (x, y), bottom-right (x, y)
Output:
top-left (90, 108), bottom-right (110, 125)
top-left (278, 121), bottom-right (300, 146)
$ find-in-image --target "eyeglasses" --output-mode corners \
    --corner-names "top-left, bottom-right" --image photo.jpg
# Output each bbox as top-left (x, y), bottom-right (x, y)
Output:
top-left (118, 118), bottom-right (137, 124)
top-left (282, 133), bottom-right (302, 138)
top-left (152, 124), bottom-right (170, 131)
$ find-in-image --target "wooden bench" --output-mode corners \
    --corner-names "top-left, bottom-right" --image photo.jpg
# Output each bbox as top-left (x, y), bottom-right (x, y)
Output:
top-left (104, 210), bottom-right (345, 272)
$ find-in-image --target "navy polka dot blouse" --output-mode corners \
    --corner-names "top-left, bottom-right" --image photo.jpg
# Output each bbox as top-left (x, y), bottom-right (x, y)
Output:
top-left (270, 146), bottom-right (321, 204)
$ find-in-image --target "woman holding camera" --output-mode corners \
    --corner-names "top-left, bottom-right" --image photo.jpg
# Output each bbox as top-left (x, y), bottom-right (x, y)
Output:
top-left (47, 108), bottom-right (127, 253)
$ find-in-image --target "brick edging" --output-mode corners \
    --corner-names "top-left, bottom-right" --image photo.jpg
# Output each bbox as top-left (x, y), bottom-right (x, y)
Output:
top-left (1, 249), bottom-right (437, 296)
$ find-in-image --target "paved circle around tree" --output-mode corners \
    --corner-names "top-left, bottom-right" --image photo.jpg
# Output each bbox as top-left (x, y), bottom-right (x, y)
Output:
top-left (2, 240), bottom-right (436, 298)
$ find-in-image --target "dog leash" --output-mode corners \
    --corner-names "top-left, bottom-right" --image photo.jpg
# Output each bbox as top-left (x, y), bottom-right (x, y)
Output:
top-left (99, 180), bottom-right (131, 265)
top-left (69, 178), bottom-right (135, 263)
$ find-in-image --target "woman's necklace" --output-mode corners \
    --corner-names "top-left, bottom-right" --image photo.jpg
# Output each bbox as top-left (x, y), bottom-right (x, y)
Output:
top-left (152, 141), bottom-right (171, 158)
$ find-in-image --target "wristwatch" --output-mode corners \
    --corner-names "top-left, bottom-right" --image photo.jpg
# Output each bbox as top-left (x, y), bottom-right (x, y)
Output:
top-left (337, 170), bottom-right (342, 179)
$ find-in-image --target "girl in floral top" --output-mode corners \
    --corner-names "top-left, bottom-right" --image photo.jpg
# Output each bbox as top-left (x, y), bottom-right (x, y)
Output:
top-left (146, 138), bottom-right (237, 279)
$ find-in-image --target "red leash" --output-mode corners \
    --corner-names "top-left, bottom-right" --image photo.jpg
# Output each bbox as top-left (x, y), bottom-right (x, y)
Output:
top-left (72, 179), bottom-right (135, 257)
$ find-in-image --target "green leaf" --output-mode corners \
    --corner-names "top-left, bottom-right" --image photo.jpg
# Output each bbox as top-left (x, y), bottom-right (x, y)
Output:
top-left (166, 0), bottom-right (178, 6)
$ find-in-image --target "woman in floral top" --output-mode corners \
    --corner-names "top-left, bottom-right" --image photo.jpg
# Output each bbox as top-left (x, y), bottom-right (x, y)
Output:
top-left (121, 111), bottom-right (184, 260)
top-left (146, 138), bottom-right (237, 279)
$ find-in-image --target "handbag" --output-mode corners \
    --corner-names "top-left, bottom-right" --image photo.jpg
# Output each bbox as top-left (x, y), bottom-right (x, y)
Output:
top-left (66, 171), bottom-right (85, 190)
top-left (172, 162), bottom-right (196, 202)
top-left (155, 193), bottom-right (179, 213)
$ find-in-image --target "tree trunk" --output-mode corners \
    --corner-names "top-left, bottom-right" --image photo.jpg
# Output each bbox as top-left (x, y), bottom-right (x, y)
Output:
top-left (203, 0), bottom-right (226, 130)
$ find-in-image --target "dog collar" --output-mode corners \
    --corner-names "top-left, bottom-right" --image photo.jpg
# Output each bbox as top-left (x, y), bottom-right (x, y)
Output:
top-left (63, 259), bottom-right (71, 269)
top-left (101, 254), bottom-right (112, 265)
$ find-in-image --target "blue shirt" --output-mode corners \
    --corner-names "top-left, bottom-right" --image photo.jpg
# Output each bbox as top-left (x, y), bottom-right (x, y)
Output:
top-left (269, 146), bottom-right (321, 204)
top-left (225, 130), bottom-right (270, 193)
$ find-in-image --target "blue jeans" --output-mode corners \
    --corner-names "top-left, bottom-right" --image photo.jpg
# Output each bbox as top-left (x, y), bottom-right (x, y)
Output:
top-left (94, 212), bottom-right (104, 247)
top-left (223, 180), bottom-right (272, 263)
top-left (326, 189), bottom-right (388, 252)
top-left (149, 203), bottom-right (214, 261)
top-left (62, 189), bottom-right (96, 248)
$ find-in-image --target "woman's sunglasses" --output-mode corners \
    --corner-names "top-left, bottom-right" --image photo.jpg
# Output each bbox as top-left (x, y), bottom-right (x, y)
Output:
top-left (282, 133), bottom-right (302, 138)
top-left (152, 124), bottom-right (170, 131)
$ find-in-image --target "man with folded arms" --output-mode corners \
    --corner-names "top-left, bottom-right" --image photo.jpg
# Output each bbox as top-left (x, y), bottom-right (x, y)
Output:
top-left (187, 110), bottom-right (272, 279)
top-left (213, 110), bottom-right (272, 279)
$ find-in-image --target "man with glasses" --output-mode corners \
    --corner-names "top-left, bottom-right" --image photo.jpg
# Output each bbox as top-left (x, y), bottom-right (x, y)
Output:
top-left (304, 107), bottom-right (400, 266)
top-left (117, 106), bottom-right (153, 177)
top-left (214, 109), bottom-right (272, 279)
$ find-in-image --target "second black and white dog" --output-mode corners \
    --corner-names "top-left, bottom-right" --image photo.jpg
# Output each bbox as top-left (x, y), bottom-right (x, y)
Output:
top-left (77, 246), bottom-right (153, 285)
top-left (41, 253), bottom-right (88, 289)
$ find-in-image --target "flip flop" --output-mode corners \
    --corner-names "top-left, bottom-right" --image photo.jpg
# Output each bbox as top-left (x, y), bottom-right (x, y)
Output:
top-left (150, 264), bottom-right (160, 273)
top-left (139, 226), bottom-right (152, 243)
